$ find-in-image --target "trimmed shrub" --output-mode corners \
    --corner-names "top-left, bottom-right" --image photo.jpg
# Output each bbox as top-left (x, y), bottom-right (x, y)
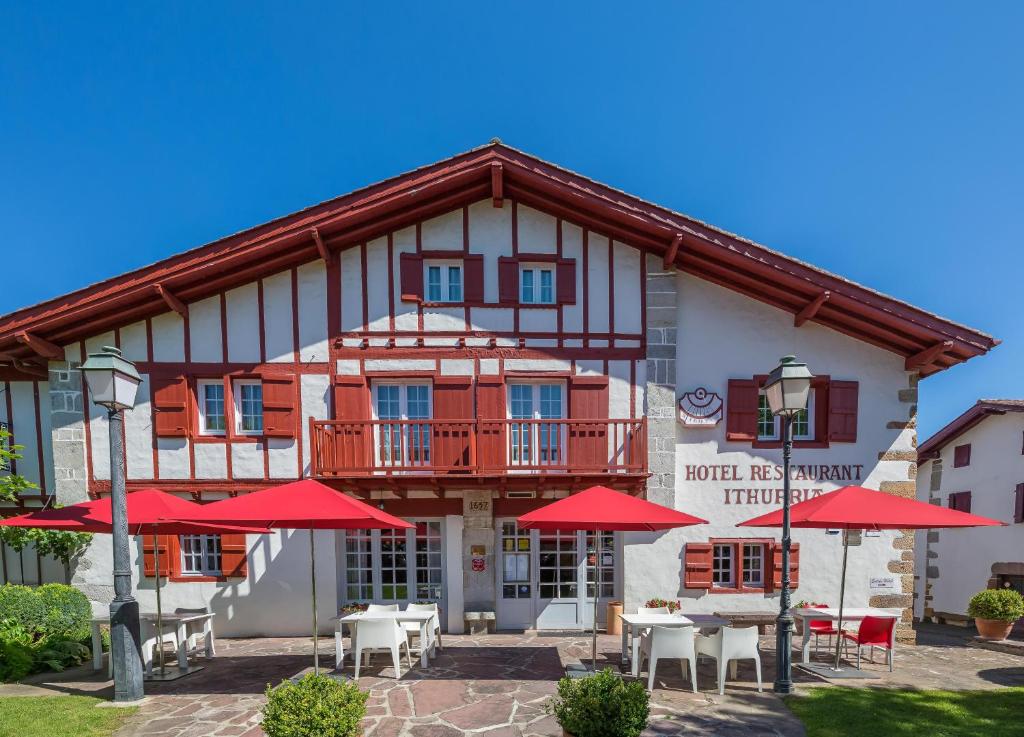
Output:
top-left (548, 668), bottom-right (650, 737)
top-left (36, 584), bottom-right (92, 642)
top-left (968, 588), bottom-right (1024, 622)
top-left (0, 584), bottom-right (95, 681)
top-left (261, 673), bottom-right (368, 737)
top-left (0, 585), bottom-right (46, 633)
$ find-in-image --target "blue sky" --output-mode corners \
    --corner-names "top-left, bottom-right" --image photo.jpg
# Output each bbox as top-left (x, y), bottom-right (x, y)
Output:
top-left (1, 3), bottom-right (1021, 438)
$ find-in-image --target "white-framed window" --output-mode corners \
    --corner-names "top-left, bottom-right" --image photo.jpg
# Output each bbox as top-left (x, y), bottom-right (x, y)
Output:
top-left (501, 522), bottom-right (532, 600)
top-left (742, 543), bottom-right (764, 587)
top-left (520, 264), bottom-right (555, 304)
top-left (425, 260), bottom-right (463, 302)
top-left (197, 380), bottom-right (226, 435)
top-left (180, 534), bottom-right (222, 576)
top-left (508, 382), bottom-right (565, 466)
top-left (372, 383), bottom-right (432, 466)
top-left (757, 391), bottom-right (814, 441)
top-left (339, 519), bottom-right (447, 606)
top-left (344, 529), bottom-right (374, 601)
top-left (414, 521), bottom-right (444, 600)
top-left (712, 543), bottom-right (735, 589)
top-left (234, 379), bottom-right (263, 435)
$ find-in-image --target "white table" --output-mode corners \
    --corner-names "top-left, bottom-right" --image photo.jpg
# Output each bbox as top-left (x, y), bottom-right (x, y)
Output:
top-left (790, 607), bottom-right (901, 664)
top-left (335, 610), bottom-right (437, 670)
top-left (91, 613), bottom-right (215, 674)
top-left (619, 612), bottom-right (730, 677)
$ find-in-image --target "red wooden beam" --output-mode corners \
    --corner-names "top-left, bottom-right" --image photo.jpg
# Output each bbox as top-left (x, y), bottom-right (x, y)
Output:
top-left (663, 234), bottom-right (683, 271)
top-left (491, 162), bottom-right (504, 208)
top-left (15, 331), bottom-right (63, 361)
top-left (794, 290), bottom-right (830, 327)
top-left (154, 283), bottom-right (188, 318)
top-left (311, 227), bottom-right (332, 265)
top-left (906, 340), bottom-right (954, 371)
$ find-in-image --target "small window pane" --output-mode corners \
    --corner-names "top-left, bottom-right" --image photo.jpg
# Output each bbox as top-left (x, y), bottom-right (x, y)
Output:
top-left (203, 384), bottom-right (225, 432)
top-left (540, 269), bottom-right (553, 303)
top-left (521, 269), bottom-right (534, 303)
top-left (757, 395), bottom-right (776, 440)
top-left (712, 544), bottom-right (734, 588)
top-left (742, 544), bottom-right (763, 587)
top-left (238, 383), bottom-right (263, 432)
top-left (427, 266), bottom-right (442, 301)
top-left (447, 266), bottom-right (462, 302)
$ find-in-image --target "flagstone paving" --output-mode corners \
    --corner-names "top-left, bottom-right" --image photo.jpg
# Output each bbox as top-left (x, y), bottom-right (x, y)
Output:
top-left (4, 624), bottom-right (1021, 736)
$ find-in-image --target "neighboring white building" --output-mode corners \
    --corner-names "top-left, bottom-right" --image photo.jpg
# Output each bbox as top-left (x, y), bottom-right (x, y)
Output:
top-left (0, 142), bottom-right (996, 641)
top-left (915, 400), bottom-right (1024, 634)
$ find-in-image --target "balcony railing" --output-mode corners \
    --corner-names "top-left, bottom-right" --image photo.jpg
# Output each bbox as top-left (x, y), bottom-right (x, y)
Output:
top-left (309, 418), bottom-right (647, 478)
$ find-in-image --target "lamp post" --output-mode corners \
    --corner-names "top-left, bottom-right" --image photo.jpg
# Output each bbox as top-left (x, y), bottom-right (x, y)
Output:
top-left (80, 346), bottom-right (144, 702)
top-left (763, 355), bottom-right (814, 694)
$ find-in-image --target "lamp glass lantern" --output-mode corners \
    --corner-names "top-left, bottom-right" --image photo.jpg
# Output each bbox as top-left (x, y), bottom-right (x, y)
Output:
top-left (80, 346), bottom-right (141, 411)
top-left (763, 355), bottom-right (814, 417)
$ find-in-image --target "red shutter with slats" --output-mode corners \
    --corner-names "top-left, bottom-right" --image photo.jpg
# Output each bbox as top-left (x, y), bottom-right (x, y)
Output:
top-left (954, 444), bottom-right (972, 468)
top-left (400, 252), bottom-right (424, 302)
top-left (1014, 484), bottom-right (1024, 524)
top-left (498, 256), bottom-right (519, 304)
top-left (220, 534), bottom-right (249, 578)
top-left (556, 259), bottom-right (577, 304)
top-left (684, 543), bottom-right (713, 589)
top-left (432, 377), bottom-right (474, 470)
top-left (476, 376), bottom-right (506, 471)
top-left (464, 255), bottom-right (484, 303)
top-left (726, 379), bottom-right (759, 442)
top-left (331, 376), bottom-right (372, 472)
top-left (827, 380), bottom-right (859, 443)
top-left (568, 376), bottom-right (609, 471)
top-left (261, 374), bottom-right (296, 437)
top-left (769, 542), bottom-right (800, 590)
top-left (152, 375), bottom-right (189, 437)
top-left (142, 534), bottom-right (173, 578)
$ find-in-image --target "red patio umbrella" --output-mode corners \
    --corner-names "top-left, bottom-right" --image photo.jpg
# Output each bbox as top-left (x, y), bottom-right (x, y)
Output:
top-left (1, 488), bottom-right (269, 678)
top-left (177, 479), bottom-right (414, 674)
top-left (738, 485), bottom-right (1005, 671)
top-left (518, 485), bottom-right (707, 671)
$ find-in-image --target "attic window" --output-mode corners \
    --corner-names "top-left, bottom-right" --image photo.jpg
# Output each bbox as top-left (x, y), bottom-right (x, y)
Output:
top-left (953, 443), bottom-right (971, 468)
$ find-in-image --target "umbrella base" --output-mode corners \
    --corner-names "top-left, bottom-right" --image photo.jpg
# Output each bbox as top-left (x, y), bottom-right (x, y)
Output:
top-left (145, 665), bottom-right (204, 682)
top-left (798, 663), bottom-right (879, 680)
top-left (288, 666), bottom-right (350, 683)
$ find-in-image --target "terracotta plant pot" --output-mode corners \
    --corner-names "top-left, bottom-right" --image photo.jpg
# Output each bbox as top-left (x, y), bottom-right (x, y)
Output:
top-left (975, 617), bottom-right (1015, 640)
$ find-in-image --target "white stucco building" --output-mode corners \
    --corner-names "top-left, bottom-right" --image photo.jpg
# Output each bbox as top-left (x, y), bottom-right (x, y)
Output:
top-left (0, 142), bottom-right (996, 642)
top-left (915, 400), bottom-right (1024, 634)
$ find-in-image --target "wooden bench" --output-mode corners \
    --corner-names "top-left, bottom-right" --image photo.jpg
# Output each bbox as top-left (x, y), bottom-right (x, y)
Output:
top-left (464, 611), bottom-right (496, 635)
top-left (714, 610), bottom-right (778, 634)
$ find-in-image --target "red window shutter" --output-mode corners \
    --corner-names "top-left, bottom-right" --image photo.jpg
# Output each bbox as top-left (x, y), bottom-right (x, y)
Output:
top-left (556, 259), bottom-right (577, 305)
top-left (330, 376), bottom-right (372, 472)
top-left (476, 376), bottom-right (506, 471)
top-left (498, 256), bottom-right (519, 304)
top-left (684, 543), bottom-right (713, 589)
top-left (432, 377), bottom-right (474, 469)
top-left (827, 380), bottom-right (859, 443)
top-left (152, 375), bottom-right (189, 437)
top-left (261, 374), bottom-right (296, 438)
top-left (220, 534), bottom-right (249, 578)
top-left (400, 252), bottom-right (424, 302)
top-left (142, 534), bottom-right (173, 578)
top-left (770, 542), bottom-right (800, 589)
top-left (726, 379), bottom-right (759, 442)
top-left (949, 491), bottom-right (972, 513)
top-left (568, 376), bottom-right (609, 471)
top-left (1014, 483), bottom-right (1024, 524)
top-left (333, 376), bottom-right (369, 419)
top-left (463, 255), bottom-right (484, 303)
top-left (954, 444), bottom-right (971, 468)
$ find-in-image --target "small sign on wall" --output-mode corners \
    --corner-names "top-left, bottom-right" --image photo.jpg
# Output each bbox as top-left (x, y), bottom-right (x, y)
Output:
top-left (869, 576), bottom-right (897, 593)
top-left (678, 388), bottom-right (724, 427)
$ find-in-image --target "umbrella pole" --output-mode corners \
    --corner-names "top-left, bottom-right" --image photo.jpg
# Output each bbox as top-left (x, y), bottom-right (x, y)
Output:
top-left (591, 529), bottom-right (599, 672)
top-left (832, 532), bottom-right (850, 670)
top-left (154, 533), bottom-right (165, 677)
top-left (310, 528), bottom-right (319, 676)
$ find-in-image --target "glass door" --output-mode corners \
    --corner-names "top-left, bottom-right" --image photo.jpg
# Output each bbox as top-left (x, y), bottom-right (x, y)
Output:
top-left (508, 383), bottom-right (565, 469)
top-left (496, 521), bottom-right (533, 630)
top-left (536, 529), bottom-right (581, 629)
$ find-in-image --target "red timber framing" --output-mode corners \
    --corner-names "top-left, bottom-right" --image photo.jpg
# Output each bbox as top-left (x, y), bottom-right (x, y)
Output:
top-left (0, 142), bottom-right (996, 377)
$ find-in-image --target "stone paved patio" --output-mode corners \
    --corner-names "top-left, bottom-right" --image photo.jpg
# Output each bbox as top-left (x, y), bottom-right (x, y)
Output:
top-left (4, 624), bottom-right (1022, 737)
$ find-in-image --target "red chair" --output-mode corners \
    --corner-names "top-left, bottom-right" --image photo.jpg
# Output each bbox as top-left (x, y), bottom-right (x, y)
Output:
top-left (807, 605), bottom-right (838, 657)
top-left (841, 616), bottom-right (896, 671)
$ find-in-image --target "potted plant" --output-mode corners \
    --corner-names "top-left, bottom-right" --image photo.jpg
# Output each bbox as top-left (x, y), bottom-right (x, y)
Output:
top-left (547, 668), bottom-right (649, 737)
top-left (262, 673), bottom-right (367, 737)
top-left (644, 598), bottom-right (680, 613)
top-left (967, 588), bottom-right (1024, 640)
top-left (339, 603), bottom-right (369, 615)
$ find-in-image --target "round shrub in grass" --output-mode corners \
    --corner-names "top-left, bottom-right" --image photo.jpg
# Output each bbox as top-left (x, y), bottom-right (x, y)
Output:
top-left (548, 668), bottom-right (650, 737)
top-left (262, 673), bottom-right (368, 737)
top-left (36, 584), bottom-right (92, 642)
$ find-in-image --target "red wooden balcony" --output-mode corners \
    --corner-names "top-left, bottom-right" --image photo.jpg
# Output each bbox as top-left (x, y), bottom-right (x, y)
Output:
top-left (309, 418), bottom-right (647, 491)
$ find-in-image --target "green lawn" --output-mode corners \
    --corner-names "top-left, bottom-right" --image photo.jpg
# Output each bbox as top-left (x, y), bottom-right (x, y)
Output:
top-left (786, 687), bottom-right (1024, 737)
top-left (0, 695), bottom-right (136, 737)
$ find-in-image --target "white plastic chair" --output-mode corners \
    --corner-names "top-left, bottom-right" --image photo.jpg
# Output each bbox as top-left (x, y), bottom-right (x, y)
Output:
top-left (353, 617), bottom-right (413, 679)
top-left (639, 625), bottom-right (697, 692)
top-left (401, 603), bottom-right (442, 653)
top-left (174, 607), bottom-right (216, 659)
top-left (366, 603), bottom-right (400, 613)
top-left (695, 626), bottom-right (762, 695)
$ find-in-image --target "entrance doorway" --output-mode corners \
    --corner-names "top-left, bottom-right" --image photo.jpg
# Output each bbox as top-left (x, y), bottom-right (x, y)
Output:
top-left (495, 519), bottom-right (617, 630)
